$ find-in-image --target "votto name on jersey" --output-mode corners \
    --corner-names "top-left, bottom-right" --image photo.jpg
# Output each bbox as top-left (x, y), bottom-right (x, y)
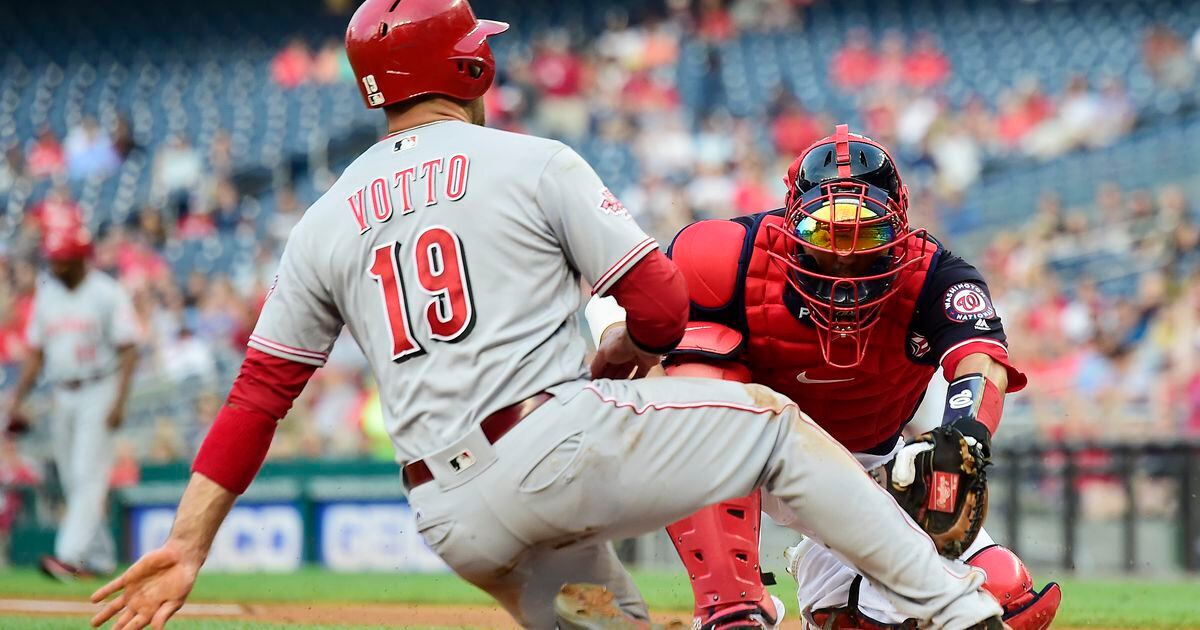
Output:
top-left (347, 148), bottom-right (470, 234)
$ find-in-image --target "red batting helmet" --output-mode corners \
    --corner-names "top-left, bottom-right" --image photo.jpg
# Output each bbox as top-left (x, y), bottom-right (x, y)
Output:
top-left (345, 0), bottom-right (509, 109)
top-left (42, 224), bottom-right (93, 262)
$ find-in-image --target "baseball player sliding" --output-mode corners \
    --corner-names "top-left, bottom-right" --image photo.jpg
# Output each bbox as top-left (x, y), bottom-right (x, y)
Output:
top-left (5, 223), bottom-right (139, 580)
top-left (90, 1), bottom-right (1007, 629)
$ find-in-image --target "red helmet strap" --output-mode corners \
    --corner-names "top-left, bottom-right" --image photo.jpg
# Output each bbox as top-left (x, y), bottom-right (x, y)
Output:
top-left (834, 123), bottom-right (852, 178)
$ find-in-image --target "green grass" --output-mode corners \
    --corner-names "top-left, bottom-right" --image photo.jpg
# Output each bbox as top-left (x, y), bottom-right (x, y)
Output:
top-left (0, 568), bottom-right (1197, 628)
top-left (1048, 578), bottom-right (1200, 628)
top-left (0, 568), bottom-right (497, 606)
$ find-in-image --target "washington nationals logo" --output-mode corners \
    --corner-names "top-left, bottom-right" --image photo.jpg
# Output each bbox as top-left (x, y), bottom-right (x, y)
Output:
top-left (948, 390), bottom-right (974, 410)
top-left (942, 282), bottom-right (995, 323)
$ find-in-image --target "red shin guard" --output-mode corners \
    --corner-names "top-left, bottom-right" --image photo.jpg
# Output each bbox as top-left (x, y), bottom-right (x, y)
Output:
top-left (667, 491), bottom-right (775, 626)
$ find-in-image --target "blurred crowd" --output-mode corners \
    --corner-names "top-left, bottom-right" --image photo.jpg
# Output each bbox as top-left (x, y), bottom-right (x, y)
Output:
top-left (1, 0), bottom-right (1199, 490)
top-left (982, 184), bottom-right (1200, 441)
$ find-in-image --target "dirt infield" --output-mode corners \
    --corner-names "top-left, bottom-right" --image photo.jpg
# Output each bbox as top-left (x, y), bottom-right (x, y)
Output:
top-left (0, 598), bottom-right (1116, 629)
top-left (243, 602), bottom-right (523, 628)
top-left (236, 602), bottom-right (812, 628)
top-left (0, 598), bottom-right (724, 628)
top-left (210, 604), bottom-right (1118, 630)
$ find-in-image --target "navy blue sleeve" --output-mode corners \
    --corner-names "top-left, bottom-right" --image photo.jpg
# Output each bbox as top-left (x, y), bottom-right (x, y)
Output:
top-left (909, 250), bottom-right (1008, 365)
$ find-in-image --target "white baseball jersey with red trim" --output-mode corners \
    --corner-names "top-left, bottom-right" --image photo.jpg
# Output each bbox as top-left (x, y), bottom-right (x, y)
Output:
top-left (25, 268), bottom-right (136, 574)
top-left (249, 120), bottom-right (655, 463)
top-left (27, 270), bottom-right (138, 382)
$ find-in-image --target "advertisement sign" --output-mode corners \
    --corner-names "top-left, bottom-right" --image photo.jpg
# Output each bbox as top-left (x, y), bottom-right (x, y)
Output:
top-left (317, 502), bottom-right (447, 572)
top-left (130, 503), bottom-right (304, 572)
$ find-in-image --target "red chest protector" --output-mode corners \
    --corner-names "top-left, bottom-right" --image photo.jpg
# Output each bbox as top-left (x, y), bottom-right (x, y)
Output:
top-left (739, 213), bottom-right (940, 452)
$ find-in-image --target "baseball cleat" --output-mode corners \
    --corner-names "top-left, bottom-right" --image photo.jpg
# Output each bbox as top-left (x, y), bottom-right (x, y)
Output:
top-left (694, 594), bottom-right (785, 630)
top-left (38, 556), bottom-right (100, 582)
top-left (555, 583), bottom-right (687, 630)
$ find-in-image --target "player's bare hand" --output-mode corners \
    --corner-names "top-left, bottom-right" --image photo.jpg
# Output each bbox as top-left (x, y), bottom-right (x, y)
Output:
top-left (105, 406), bottom-right (125, 430)
top-left (5, 406), bottom-right (32, 436)
top-left (590, 324), bottom-right (661, 380)
top-left (90, 541), bottom-right (201, 629)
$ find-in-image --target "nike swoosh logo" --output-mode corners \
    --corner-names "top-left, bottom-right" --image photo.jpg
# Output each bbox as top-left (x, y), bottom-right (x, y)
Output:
top-left (795, 371), bottom-right (854, 384)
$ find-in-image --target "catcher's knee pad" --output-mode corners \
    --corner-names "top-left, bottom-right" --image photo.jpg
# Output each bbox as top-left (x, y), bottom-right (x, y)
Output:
top-left (967, 544), bottom-right (1061, 630)
top-left (666, 490), bottom-right (779, 628)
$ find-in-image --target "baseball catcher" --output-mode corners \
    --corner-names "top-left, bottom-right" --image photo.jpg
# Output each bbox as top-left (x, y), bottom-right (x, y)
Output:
top-left (592, 126), bottom-right (1060, 629)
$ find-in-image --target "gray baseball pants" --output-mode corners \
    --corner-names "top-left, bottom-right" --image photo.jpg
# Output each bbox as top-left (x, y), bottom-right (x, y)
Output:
top-left (49, 377), bottom-right (118, 574)
top-left (407, 377), bottom-right (1001, 629)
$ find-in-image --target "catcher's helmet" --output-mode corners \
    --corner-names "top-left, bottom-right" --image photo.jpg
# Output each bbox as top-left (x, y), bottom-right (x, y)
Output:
top-left (345, 0), bottom-right (509, 109)
top-left (768, 125), bottom-right (929, 368)
top-left (786, 124), bottom-right (908, 213)
top-left (42, 224), bottom-right (93, 262)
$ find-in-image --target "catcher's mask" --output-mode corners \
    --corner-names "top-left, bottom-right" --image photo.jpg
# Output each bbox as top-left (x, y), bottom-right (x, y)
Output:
top-left (767, 124), bottom-right (930, 368)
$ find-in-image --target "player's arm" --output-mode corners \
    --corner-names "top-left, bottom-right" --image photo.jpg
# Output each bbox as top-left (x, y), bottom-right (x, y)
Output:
top-left (106, 286), bottom-right (142, 429)
top-left (91, 224), bottom-right (340, 628)
top-left (6, 299), bottom-right (45, 432)
top-left (106, 345), bottom-right (138, 429)
top-left (535, 146), bottom-right (688, 377)
top-left (90, 346), bottom-right (318, 628)
top-left (589, 218), bottom-right (750, 381)
top-left (8, 348), bottom-right (43, 414)
top-left (90, 472), bottom-right (232, 629)
top-left (883, 255), bottom-right (1025, 556)
top-left (925, 256), bottom-right (1027, 454)
top-left (588, 253), bottom-right (688, 379)
top-left (940, 352), bottom-right (1011, 450)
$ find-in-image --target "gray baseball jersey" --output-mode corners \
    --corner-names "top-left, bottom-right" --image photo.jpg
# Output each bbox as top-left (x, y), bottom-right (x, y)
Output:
top-left (249, 120), bottom-right (657, 464)
top-left (26, 270), bottom-right (138, 382)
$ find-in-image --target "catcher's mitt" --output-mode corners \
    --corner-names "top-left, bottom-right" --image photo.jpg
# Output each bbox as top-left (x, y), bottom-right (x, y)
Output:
top-left (884, 426), bottom-right (989, 558)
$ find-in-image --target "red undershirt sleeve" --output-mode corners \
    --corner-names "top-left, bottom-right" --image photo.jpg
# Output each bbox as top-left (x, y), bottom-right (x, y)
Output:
top-left (607, 250), bottom-right (689, 354)
top-left (941, 339), bottom-right (1028, 393)
top-left (192, 348), bottom-right (318, 494)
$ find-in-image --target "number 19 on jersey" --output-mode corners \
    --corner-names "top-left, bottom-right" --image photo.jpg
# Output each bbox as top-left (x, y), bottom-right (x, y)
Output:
top-left (368, 225), bottom-right (475, 362)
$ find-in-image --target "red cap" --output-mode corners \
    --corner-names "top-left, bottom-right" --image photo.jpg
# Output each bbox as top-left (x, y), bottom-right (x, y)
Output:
top-left (345, 0), bottom-right (508, 109)
top-left (42, 224), bottom-right (93, 261)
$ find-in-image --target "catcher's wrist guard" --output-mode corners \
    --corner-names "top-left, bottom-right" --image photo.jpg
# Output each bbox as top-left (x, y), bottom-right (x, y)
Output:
top-left (942, 373), bottom-right (1004, 446)
top-left (885, 426), bottom-right (989, 557)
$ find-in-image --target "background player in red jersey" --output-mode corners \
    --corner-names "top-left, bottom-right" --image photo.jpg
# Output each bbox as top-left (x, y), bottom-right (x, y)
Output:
top-left (653, 126), bottom-right (1061, 629)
